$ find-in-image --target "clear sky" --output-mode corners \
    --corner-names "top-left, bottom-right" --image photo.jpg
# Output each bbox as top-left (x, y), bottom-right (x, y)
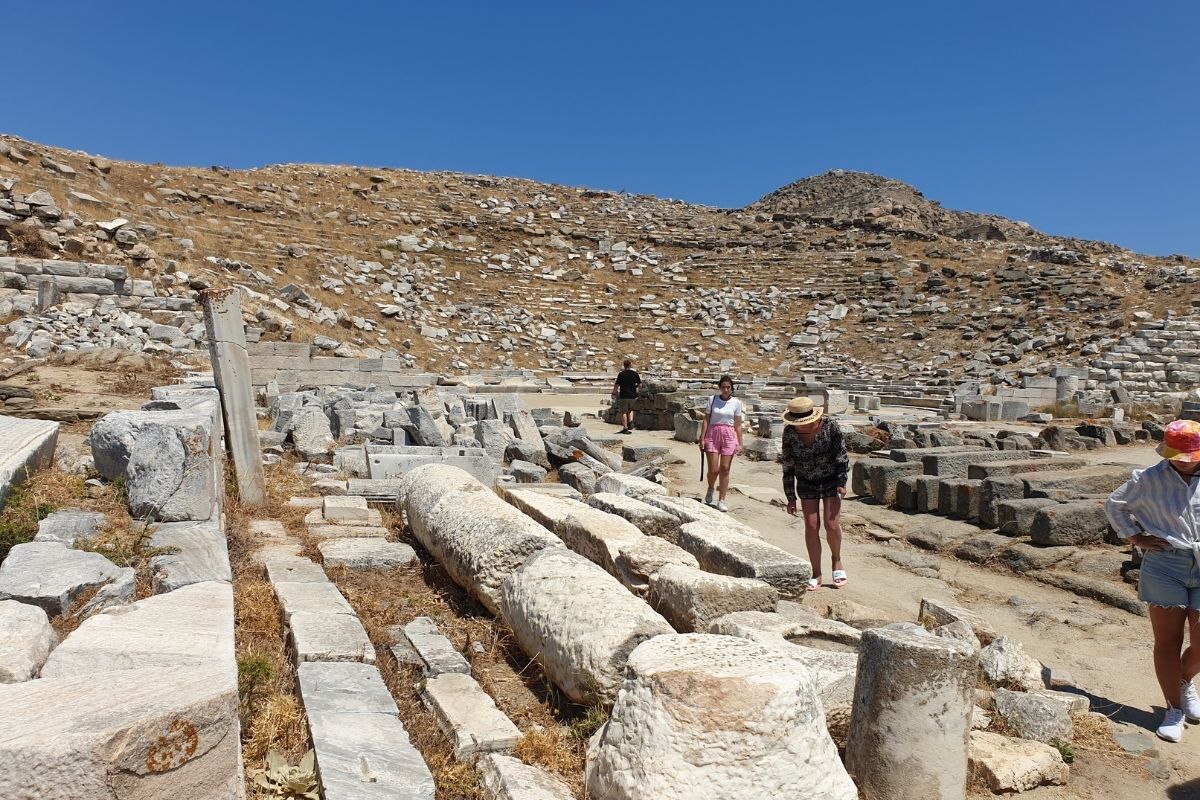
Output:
top-left (6, 1), bottom-right (1197, 256)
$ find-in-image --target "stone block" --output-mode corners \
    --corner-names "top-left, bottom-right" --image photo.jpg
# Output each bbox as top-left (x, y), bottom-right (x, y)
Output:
top-left (401, 616), bottom-right (471, 676)
top-left (676, 521), bottom-right (811, 597)
top-left (867, 460), bottom-right (923, 505)
top-left (594, 472), bottom-right (666, 498)
top-left (968, 731), bottom-right (1068, 793)
top-left (32, 509), bottom-right (105, 546)
top-left (1029, 500), bottom-right (1111, 546)
top-left (323, 495), bottom-right (369, 522)
top-left (915, 475), bottom-right (942, 513)
top-left (479, 754), bottom-right (576, 800)
top-left (368, 444), bottom-right (498, 486)
top-left (648, 563), bottom-right (778, 633)
top-left (967, 458), bottom-right (1086, 480)
top-left (921, 449), bottom-right (1037, 477)
top-left (0, 600), bottom-right (56, 683)
top-left (588, 492), bottom-right (681, 542)
top-left (422, 672), bottom-right (522, 760)
top-left (585, 633), bottom-right (856, 800)
top-left (147, 517), bottom-right (232, 594)
top-left (42, 582), bottom-right (233, 677)
top-left (90, 408), bottom-right (216, 522)
top-left (0, 664), bottom-right (240, 800)
top-left (918, 597), bottom-right (997, 644)
top-left (289, 610), bottom-right (376, 664)
top-left (993, 688), bottom-right (1073, 744)
top-left (978, 476), bottom-right (1025, 528)
top-left (0, 542), bottom-right (129, 616)
top-left (894, 476), bottom-right (920, 510)
top-left (297, 662), bottom-right (435, 799)
top-left (558, 462), bottom-right (596, 496)
top-left (997, 498), bottom-right (1060, 536)
top-left (318, 538), bottom-right (416, 569)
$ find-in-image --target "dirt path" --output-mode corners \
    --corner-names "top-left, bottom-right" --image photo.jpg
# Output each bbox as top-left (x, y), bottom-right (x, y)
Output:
top-left (535, 393), bottom-right (1199, 798)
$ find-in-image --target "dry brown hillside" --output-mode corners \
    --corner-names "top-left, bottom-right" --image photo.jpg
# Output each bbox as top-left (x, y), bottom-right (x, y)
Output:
top-left (1, 134), bottom-right (1197, 380)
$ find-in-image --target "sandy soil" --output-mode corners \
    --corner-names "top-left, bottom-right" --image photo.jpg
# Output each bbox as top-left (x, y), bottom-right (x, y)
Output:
top-left (538, 393), bottom-right (1199, 799)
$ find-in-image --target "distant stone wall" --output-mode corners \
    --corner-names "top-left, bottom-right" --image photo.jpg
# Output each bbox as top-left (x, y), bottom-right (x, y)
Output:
top-left (1094, 317), bottom-right (1200, 394)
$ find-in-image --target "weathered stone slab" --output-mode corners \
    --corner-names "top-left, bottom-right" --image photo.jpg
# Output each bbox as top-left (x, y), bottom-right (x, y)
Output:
top-left (503, 488), bottom-right (645, 580)
top-left (292, 407), bottom-right (335, 461)
top-left (401, 616), bottom-right (471, 676)
top-left (594, 472), bottom-right (666, 498)
top-left (677, 521), bottom-right (811, 597)
top-left (368, 443), bottom-right (498, 486)
top-left (1021, 466), bottom-right (1138, 498)
top-left (318, 538), bottom-right (416, 570)
top-left (588, 492), bottom-right (681, 542)
top-left (1030, 500), bottom-right (1111, 546)
top-left (148, 517), bottom-right (232, 594)
top-left (921, 449), bottom-right (1038, 477)
top-left (708, 600), bottom-right (862, 648)
top-left (402, 464), bottom-right (562, 615)
top-left (479, 753), bottom-right (576, 800)
top-left (0, 542), bottom-right (128, 615)
top-left (90, 408), bottom-right (216, 522)
top-left (613, 537), bottom-right (698, 595)
top-left (967, 458), bottom-right (1086, 480)
top-left (888, 445), bottom-right (984, 463)
top-left (306, 523), bottom-right (391, 540)
top-left (298, 662), bottom-right (435, 799)
top-left (263, 555), bottom-right (328, 583)
top-left (42, 581), bottom-right (233, 677)
top-left (585, 633), bottom-right (856, 800)
top-left (422, 672), bottom-right (522, 760)
top-left (0, 415), bottom-right (59, 509)
top-left (993, 688), bottom-right (1073, 744)
top-left (273, 580), bottom-right (354, 619)
top-left (323, 495), bottom-right (369, 522)
top-left (639, 493), bottom-right (762, 537)
top-left (500, 548), bottom-right (673, 706)
top-left (0, 663), bottom-right (240, 800)
top-left (968, 730), bottom-right (1068, 792)
top-left (305, 507), bottom-right (384, 528)
top-left (289, 611), bottom-right (376, 664)
top-left (648, 563), bottom-right (778, 633)
top-left (0, 600), bottom-right (56, 683)
top-left (32, 509), bottom-right (105, 546)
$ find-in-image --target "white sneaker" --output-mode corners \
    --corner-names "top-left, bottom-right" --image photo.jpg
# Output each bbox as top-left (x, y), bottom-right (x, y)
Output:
top-left (1182, 680), bottom-right (1200, 722)
top-left (704, 488), bottom-right (714, 506)
top-left (717, 500), bottom-right (728, 513)
top-left (1158, 706), bottom-right (1186, 743)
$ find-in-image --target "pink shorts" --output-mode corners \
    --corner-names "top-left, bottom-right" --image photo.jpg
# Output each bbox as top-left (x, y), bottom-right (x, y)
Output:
top-left (703, 425), bottom-right (739, 456)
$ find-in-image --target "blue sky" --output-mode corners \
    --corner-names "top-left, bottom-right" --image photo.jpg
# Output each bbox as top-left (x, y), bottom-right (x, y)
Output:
top-left (5, 1), bottom-right (1197, 256)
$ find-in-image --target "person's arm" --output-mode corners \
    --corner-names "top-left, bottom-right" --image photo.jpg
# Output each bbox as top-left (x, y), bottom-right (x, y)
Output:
top-left (782, 428), bottom-right (798, 514)
top-left (1105, 471), bottom-right (1167, 550)
top-left (829, 420), bottom-right (850, 496)
top-left (734, 410), bottom-right (744, 454)
top-left (634, 372), bottom-right (642, 394)
top-left (611, 377), bottom-right (619, 398)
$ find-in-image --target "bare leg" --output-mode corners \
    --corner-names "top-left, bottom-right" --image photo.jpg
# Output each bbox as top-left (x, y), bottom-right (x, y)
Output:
top-left (1185, 613), bottom-right (1200, 683)
top-left (1151, 606), bottom-right (1188, 708)
top-left (801, 498), bottom-right (822, 581)
top-left (705, 451), bottom-right (720, 491)
top-left (718, 454), bottom-right (734, 501)
top-left (823, 495), bottom-right (843, 572)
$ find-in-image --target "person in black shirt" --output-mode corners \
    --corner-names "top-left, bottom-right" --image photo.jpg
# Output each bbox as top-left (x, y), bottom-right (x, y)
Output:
top-left (612, 359), bottom-right (641, 434)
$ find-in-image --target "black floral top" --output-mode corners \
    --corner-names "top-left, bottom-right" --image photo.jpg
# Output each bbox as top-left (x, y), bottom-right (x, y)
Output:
top-left (781, 418), bottom-right (850, 502)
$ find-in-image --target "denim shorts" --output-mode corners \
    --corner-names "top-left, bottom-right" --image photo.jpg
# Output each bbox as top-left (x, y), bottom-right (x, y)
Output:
top-left (1139, 547), bottom-right (1200, 610)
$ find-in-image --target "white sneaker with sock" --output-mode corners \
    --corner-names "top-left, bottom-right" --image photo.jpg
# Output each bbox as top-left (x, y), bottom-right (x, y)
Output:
top-left (1182, 680), bottom-right (1200, 722)
top-left (717, 499), bottom-right (728, 512)
top-left (704, 488), bottom-right (715, 506)
top-left (1158, 706), bottom-right (1186, 743)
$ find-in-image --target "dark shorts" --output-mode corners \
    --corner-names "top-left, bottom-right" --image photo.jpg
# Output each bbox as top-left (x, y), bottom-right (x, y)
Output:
top-left (615, 397), bottom-right (636, 412)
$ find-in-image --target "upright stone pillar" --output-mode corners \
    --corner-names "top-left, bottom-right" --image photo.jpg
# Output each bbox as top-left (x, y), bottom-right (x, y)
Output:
top-left (202, 288), bottom-right (265, 506)
top-left (845, 627), bottom-right (977, 800)
top-left (1054, 375), bottom-right (1078, 403)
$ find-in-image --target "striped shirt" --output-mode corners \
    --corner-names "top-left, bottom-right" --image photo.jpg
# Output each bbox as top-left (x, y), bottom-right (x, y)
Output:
top-left (1105, 460), bottom-right (1200, 550)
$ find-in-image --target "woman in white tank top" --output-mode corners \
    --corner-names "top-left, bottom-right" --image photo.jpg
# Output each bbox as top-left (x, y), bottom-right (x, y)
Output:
top-left (698, 375), bottom-right (744, 511)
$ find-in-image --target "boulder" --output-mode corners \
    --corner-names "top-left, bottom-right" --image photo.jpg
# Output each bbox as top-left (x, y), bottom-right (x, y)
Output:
top-left (585, 633), bottom-right (856, 800)
top-left (980, 636), bottom-right (1044, 691)
top-left (968, 730), bottom-right (1068, 792)
top-left (500, 548), bottom-right (672, 706)
top-left (0, 600), bottom-right (57, 682)
top-left (292, 407), bottom-right (335, 461)
top-left (993, 688), bottom-right (1074, 744)
top-left (89, 409), bottom-right (216, 522)
top-left (0, 542), bottom-right (129, 616)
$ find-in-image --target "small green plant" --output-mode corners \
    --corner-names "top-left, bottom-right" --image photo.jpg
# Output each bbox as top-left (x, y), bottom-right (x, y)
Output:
top-left (0, 484), bottom-right (56, 563)
top-left (1050, 739), bottom-right (1074, 764)
top-left (237, 653), bottom-right (275, 716)
top-left (249, 749), bottom-right (319, 799)
top-left (568, 705), bottom-right (609, 741)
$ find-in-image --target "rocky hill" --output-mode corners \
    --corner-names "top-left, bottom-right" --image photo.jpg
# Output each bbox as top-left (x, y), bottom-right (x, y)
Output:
top-left (1, 134), bottom-right (1197, 384)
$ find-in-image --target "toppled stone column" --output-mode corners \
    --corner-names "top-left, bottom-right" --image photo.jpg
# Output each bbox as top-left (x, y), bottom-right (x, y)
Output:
top-left (400, 464), bottom-right (562, 614)
top-left (845, 627), bottom-right (978, 800)
top-left (585, 633), bottom-right (856, 800)
top-left (202, 288), bottom-right (265, 506)
top-left (500, 548), bottom-right (672, 706)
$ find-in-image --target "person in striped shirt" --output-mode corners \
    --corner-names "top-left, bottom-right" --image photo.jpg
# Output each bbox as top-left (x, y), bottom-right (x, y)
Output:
top-left (1105, 419), bottom-right (1200, 743)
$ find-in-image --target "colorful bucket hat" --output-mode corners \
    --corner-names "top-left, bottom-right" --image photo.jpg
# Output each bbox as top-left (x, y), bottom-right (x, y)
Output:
top-left (1158, 419), bottom-right (1200, 463)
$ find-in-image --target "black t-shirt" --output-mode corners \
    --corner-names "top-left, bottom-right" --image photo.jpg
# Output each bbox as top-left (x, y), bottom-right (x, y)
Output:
top-left (615, 369), bottom-right (641, 399)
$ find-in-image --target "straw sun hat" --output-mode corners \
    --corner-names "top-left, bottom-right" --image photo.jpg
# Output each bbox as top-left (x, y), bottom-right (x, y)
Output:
top-left (781, 396), bottom-right (824, 425)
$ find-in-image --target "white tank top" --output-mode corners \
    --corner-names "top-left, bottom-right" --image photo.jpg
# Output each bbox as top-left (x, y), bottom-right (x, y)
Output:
top-left (707, 396), bottom-right (743, 426)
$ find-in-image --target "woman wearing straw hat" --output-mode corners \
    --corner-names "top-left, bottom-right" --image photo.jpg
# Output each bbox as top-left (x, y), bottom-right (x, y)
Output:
top-left (1106, 419), bottom-right (1200, 743)
top-left (781, 396), bottom-right (850, 590)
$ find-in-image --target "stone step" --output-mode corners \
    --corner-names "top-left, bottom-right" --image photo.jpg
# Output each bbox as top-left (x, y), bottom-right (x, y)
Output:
top-left (395, 616), bottom-right (471, 676)
top-left (421, 672), bottom-right (522, 760)
top-left (0, 414), bottom-right (59, 508)
top-left (297, 661), bottom-right (435, 799)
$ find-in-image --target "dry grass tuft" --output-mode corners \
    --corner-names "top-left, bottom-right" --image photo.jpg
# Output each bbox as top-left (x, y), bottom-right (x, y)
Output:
top-left (1071, 711), bottom-right (1122, 755)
